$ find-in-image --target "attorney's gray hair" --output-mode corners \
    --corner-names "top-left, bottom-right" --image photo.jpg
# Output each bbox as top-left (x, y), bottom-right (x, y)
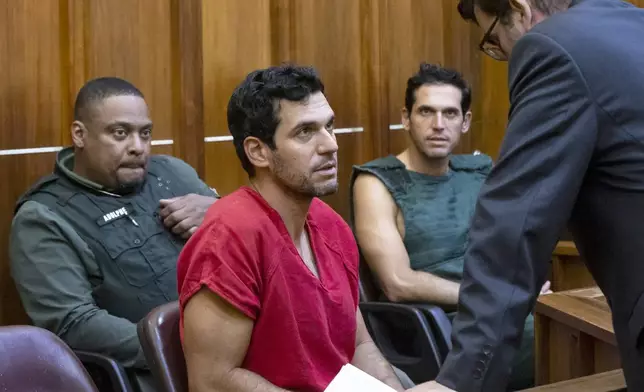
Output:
top-left (457, 0), bottom-right (573, 24)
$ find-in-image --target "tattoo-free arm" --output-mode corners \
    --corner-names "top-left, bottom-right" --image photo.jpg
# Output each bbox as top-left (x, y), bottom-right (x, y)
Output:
top-left (351, 309), bottom-right (404, 391)
top-left (183, 288), bottom-right (291, 392)
top-left (352, 173), bottom-right (460, 307)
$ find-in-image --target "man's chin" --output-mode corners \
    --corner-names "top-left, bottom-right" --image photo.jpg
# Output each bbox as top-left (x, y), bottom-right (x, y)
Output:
top-left (115, 176), bottom-right (146, 193)
top-left (117, 166), bottom-right (146, 180)
top-left (312, 180), bottom-right (338, 197)
top-left (425, 150), bottom-right (451, 159)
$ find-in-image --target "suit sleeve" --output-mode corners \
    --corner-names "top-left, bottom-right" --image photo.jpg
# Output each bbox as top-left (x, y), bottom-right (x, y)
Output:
top-left (9, 201), bottom-right (146, 368)
top-left (435, 33), bottom-right (598, 391)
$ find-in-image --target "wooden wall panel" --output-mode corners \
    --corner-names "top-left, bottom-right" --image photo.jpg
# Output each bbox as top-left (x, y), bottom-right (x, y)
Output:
top-left (171, 0), bottom-right (206, 174)
top-left (282, 0), bottom-right (366, 129)
top-left (0, 1), bottom-right (65, 149)
top-left (204, 143), bottom-right (248, 196)
top-left (82, 0), bottom-right (174, 142)
top-left (0, 1), bottom-right (67, 326)
top-left (357, 0), bottom-right (390, 161)
top-left (473, 57), bottom-right (509, 159)
top-left (201, 0), bottom-right (272, 193)
top-left (202, 0), bottom-right (272, 138)
top-left (151, 145), bottom-right (174, 156)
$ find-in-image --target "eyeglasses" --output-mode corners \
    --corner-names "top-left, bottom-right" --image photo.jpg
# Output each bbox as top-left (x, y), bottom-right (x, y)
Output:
top-left (479, 16), bottom-right (506, 61)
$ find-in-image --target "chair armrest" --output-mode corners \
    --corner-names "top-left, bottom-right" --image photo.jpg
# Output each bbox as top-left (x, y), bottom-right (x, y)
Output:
top-left (74, 350), bottom-right (134, 392)
top-left (405, 303), bottom-right (452, 356)
top-left (359, 301), bottom-right (442, 381)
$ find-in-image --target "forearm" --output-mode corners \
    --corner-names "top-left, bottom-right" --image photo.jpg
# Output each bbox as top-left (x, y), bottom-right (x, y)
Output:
top-left (193, 368), bottom-right (292, 392)
top-left (351, 340), bottom-right (404, 391)
top-left (59, 305), bottom-right (146, 368)
top-left (386, 270), bottom-right (460, 308)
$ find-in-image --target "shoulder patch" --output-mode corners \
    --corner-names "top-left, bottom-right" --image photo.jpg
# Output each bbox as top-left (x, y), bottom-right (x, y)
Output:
top-left (449, 153), bottom-right (493, 173)
top-left (356, 155), bottom-right (405, 171)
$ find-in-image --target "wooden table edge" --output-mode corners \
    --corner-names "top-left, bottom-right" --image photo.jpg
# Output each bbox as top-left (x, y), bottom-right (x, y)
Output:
top-left (535, 294), bottom-right (616, 346)
top-left (520, 369), bottom-right (625, 391)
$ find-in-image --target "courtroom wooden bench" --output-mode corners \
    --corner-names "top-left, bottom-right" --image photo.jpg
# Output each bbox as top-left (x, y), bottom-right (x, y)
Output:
top-left (521, 369), bottom-right (625, 391)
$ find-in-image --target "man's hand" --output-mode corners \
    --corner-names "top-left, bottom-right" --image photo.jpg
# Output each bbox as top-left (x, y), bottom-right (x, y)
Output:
top-left (159, 194), bottom-right (217, 239)
top-left (406, 381), bottom-right (455, 391)
top-left (540, 280), bottom-right (553, 295)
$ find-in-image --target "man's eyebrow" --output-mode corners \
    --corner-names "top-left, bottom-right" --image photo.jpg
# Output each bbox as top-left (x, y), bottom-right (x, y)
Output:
top-left (106, 121), bottom-right (153, 128)
top-left (290, 116), bottom-right (334, 131)
top-left (292, 121), bottom-right (318, 130)
top-left (417, 104), bottom-right (460, 112)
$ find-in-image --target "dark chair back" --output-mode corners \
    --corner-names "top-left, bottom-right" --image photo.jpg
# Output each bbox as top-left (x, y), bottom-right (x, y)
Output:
top-left (358, 261), bottom-right (454, 383)
top-left (137, 301), bottom-right (188, 392)
top-left (0, 325), bottom-right (98, 391)
top-left (359, 260), bottom-right (384, 302)
top-left (74, 350), bottom-right (135, 392)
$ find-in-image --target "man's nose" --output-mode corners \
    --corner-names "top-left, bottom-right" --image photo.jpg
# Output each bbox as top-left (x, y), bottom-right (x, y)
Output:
top-left (432, 113), bottom-right (445, 130)
top-left (128, 134), bottom-right (145, 155)
top-left (318, 129), bottom-right (338, 155)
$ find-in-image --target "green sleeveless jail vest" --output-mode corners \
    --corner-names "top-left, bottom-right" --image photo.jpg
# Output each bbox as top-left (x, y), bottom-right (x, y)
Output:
top-left (350, 154), bottom-right (492, 282)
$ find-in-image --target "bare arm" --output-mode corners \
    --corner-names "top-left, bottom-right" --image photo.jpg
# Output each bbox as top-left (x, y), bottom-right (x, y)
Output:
top-left (351, 309), bottom-right (405, 391)
top-left (352, 173), bottom-right (460, 306)
top-left (183, 288), bottom-right (290, 392)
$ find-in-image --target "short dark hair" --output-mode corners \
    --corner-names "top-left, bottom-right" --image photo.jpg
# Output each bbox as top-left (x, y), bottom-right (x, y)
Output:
top-left (74, 77), bottom-right (144, 121)
top-left (227, 64), bottom-right (325, 176)
top-left (458, 0), bottom-right (571, 24)
top-left (405, 63), bottom-right (472, 114)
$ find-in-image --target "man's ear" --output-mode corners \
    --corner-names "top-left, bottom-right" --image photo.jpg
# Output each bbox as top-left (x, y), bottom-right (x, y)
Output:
top-left (462, 111), bottom-right (472, 134)
top-left (244, 136), bottom-right (271, 171)
top-left (71, 121), bottom-right (87, 148)
top-left (401, 107), bottom-right (411, 131)
top-left (508, 0), bottom-right (534, 30)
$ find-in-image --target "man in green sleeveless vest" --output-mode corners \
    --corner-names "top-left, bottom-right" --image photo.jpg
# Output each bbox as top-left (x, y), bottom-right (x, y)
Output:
top-left (9, 77), bottom-right (219, 391)
top-left (350, 63), bottom-right (551, 390)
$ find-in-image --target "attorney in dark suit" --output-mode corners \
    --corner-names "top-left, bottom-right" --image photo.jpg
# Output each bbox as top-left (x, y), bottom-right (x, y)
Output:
top-left (408, 0), bottom-right (644, 391)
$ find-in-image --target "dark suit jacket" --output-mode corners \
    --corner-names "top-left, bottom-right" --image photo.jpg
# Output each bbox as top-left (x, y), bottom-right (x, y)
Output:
top-left (436, 0), bottom-right (644, 390)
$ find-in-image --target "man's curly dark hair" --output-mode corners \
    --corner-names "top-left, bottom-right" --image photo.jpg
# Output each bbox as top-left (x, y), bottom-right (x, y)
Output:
top-left (405, 63), bottom-right (472, 115)
top-left (227, 64), bottom-right (325, 176)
